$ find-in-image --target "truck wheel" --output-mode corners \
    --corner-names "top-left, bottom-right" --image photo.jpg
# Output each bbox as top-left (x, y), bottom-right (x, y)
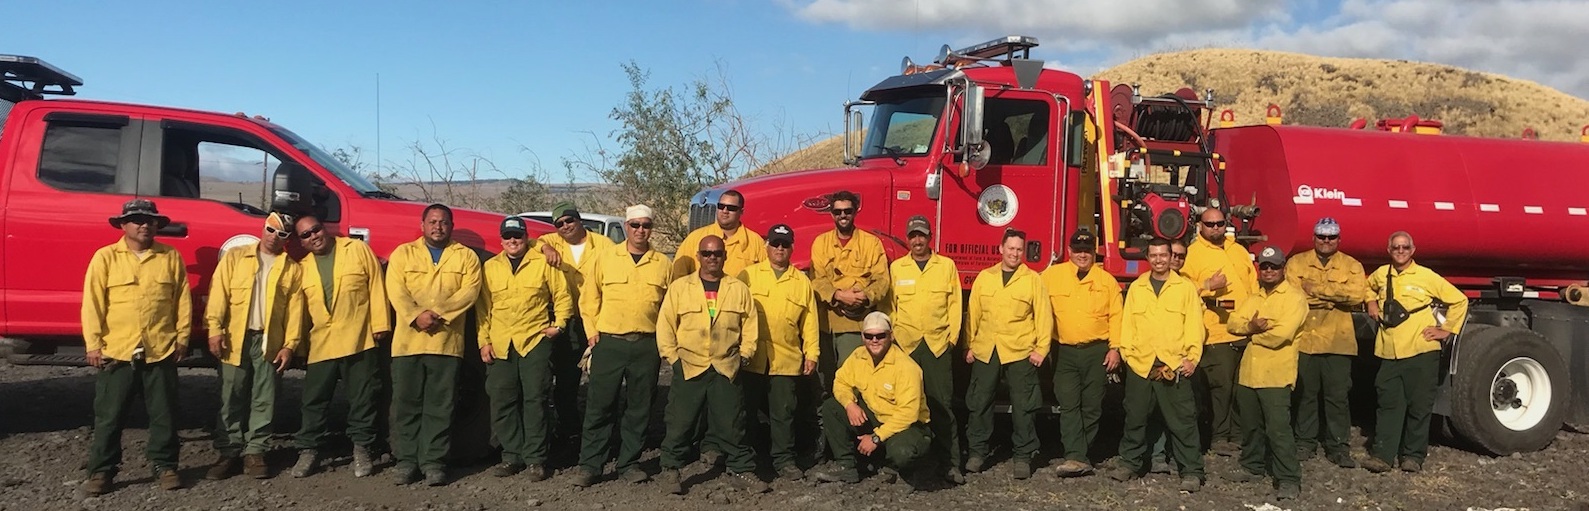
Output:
top-left (1448, 327), bottom-right (1569, 454)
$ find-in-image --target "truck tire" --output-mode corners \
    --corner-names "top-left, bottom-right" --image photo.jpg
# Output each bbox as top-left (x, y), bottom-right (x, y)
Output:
top-left (1447, 326), bottom-right (1569, 454)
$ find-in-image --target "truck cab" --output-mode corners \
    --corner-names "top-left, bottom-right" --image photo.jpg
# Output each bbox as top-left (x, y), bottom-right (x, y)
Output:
top-left (0, 55), bottom-right (550, 355)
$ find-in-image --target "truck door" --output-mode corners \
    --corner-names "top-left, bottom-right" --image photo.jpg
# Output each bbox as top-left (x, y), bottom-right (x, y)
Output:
top-left (2, 111), bottom-right (147, 337)
top-left (937, 91), bottom-right (1063, 285)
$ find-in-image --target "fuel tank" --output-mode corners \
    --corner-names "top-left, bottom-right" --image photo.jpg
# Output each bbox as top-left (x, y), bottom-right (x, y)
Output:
top-left (1214, 124), bottom-right (1589, 282)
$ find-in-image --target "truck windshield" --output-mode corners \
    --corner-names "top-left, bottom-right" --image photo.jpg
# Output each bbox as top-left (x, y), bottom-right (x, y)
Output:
top-left (860, 95), bottom-right (945, 159)
top-left (267, 126), bottom-right (385, 195)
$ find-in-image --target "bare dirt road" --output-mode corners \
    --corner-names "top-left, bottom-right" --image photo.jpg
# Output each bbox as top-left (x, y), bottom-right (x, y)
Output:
top-left (1, 361), bottom-right (1585, 511)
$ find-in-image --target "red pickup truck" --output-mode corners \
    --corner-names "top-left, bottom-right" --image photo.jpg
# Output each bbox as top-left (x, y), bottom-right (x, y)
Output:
top-left (0, 55), bottom-right (547, 363)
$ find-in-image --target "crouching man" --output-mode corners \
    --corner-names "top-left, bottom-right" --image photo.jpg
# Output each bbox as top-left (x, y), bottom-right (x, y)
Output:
top-left (812, 312), bottom-right (931, 486)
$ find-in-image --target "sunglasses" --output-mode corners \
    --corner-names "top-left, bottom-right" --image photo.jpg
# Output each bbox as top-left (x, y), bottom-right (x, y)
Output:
top-left (628, 221), bottom-right (654, 230)
top-left (502, 233), bottom-right (526, 241)
top-left (1259, 263), bottom-right (1283, 271)
top-left (1390, 244), bottom-right (1413, 251)
top-left (830, 207), bottom-right (856, 217)
top-left (297, 224), bottom-right (324, 239)
top-left (1171, 252), bottom-right (1187, 259)
top-left (264, 225), bottom-right (291, 239)
top-left (698, 249), bottom-right (727, 259)
top-left (862, 332), bottom-right (889, 340)
top-left (1316, 235), bottom-right (1339, 241)
top-left (768, 240), bottom-right (792, 249)
top-left (1201, 220), bottom-right (1227, 228)
top-left (716, 203), bottom-right (742, 212)
top-left (123, 216), bottom-right (156, 226)
top-left (556, 217), bottom-right (580, 227)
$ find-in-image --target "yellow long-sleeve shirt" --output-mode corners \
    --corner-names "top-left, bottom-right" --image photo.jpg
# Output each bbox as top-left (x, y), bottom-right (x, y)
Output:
top-left (1041, 261), bottom-right (1123, 346)
top-left (299, 237), bottom-right (390, 364)
top-left (966, 265), bottom-right (1053, 365)
top-left (581, 244), bottom-right (672, 335)
top-left (671, 224), bottom-right (766, 281)
top-left (656, 275), bottom-right (759, 380)
top-left (476, 250), bottom-right (574, 359)
top-left (1227, 281), bottom-right (1308, 388)
top-left (832, 346), bottom-right (929, 441)
top-left (810, 228), bottom-right (890, 333)
top-left (1184, 235), bottom-right (1258, 345)
top-left (385, 239), bottom-right (483, 358)
top-left (739, 262), bottom-right (820, 376)
top-left (1285, 249), bottom-right (1370, 356)
top-left (81, 239), bottom-right (192, 363)
top-left (205, 244), bottom-right (305, 367)
top-left (888, 254), bottom-right (962, 357)
top-left (1120, 272), bottom-right (1205, 379)
top-left (537, 231), bottom-right (614, 306)
top-left (1368, 262), bottom-right (1469, 360)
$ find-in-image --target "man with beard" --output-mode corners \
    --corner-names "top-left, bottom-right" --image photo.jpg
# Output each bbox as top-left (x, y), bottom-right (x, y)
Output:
top-left (739, 224), bottom-right (820, 480)
top-left (1285, 218), bottom-right (1370, 469)
top-left (537, 203), bottom-right (614, 443)
top-left (1042, 229), bottom-right (1122, 477)
top-left (886, 215), bottom-right (963, 483)
top-left (1226, 247), bottom-right (1307, 501)
top-left (1183, 208), bottom-right (1257, 455)
top-left (386, 204), bottom-right (484, 486)
top-left (810, 191), bottom-right (890, 388)
top-left (964, 229), bottom-right (1052, 480)
top-left (289, 214), bottom-right (391, 479)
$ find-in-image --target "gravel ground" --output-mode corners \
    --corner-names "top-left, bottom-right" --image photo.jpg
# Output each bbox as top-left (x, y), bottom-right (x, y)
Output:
top-left (1, 361), bottom-right (1586, 511)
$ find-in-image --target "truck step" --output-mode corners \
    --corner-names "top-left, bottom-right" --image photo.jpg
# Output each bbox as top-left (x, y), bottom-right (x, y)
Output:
top-left (7, 353), bottom-right (213, 368)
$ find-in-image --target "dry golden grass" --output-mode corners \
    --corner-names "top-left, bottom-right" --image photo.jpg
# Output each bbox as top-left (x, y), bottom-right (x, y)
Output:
top-left (754, 49), bottom-right (1589, 175)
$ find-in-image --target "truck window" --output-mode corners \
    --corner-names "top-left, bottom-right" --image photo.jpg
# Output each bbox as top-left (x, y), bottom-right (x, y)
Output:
top-left (38, 123), bottom-right (127, 193)
top-left (156, 125), bottom-right (297, 215)
top-left (987, 98), bottom-right (1049, 166)
top-left (861, 95), bottom-right (946, 158)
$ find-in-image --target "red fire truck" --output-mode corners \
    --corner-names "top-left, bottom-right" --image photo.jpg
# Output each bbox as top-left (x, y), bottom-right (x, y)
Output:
top-left (0, 55), bottom-right (549, 362)
top-left (690, 35), bottom-right (1589, 455)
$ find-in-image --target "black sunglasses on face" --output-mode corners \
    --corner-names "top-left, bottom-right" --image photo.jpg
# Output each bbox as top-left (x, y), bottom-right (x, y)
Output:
top-left (123, 217), bottom-right (156, 226)
top-left (297, 224), bottom-right (324, 239)
top-left (556, 218), bottom-right (580, 227)
top-left (1259, 263), bottom-right (1283, 271)
top-left (1390, 244), bottom-right (1412, 251)
top-left (830, 207), bottom-right (856, 216)
top-left (1316, 235), bottom-right (1339, 241)
top-left (628, 222), bottom-right (654, 230)
top-left (768, 241), bottom-right (792, 249)
top-left (862, 332), bottom-right (888, 340)
top-left (1171, 252), bottom-right (1187, 259)
top-left (698, 250), bottom-right (727, 258)
top-left (502, 233), bottom-right (526, 241)
top-left (716, 203), bottom-right (742, 212)
top-left (265, 225), bottom-right (291, 239)
top-left (1201, 220), bottom-right (1227, 228)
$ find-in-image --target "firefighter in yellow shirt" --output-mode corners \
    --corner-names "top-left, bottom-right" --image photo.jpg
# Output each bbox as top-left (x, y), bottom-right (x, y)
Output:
top-left (1226, 246), bottom-right (1308, 501)
top-left (1183, 207), bottom-right (1258, 454)
top-left (204, 212), bottom-right (306, 481)
top-left (1364, 231), bottom-right (1468, 473)
top-left (1285, 217), bottom-right (1370, 469)
top-left (1108, 238), bottom-right (1205, 493)
top-left (574, 205), bottom-right (672, 487)
top-left (671, 190), bottom-right (765, 281)
top-left (1042, 229), bottom-right (1122, 477)
top-left (810, 312), bottom-right (932, 487)
top-left (536, 203), bottom-right (615, 441)
top-left (810, 190), bottom-right (890, 388)
top-left (289, 214), bottom-right (391, 479)
top-left (739, 224), bottom-right (820, 480)
top-left (81, 199), bottom-right (191, 496)
top-left (385, 204), bottom-right (484, 486)
top-left (477, 216), bottom-right (573, 481)
top-left (964, 229), bottom-right (1052, 480)
top-left (887, 215), bottom-right (963, 483)
top-left (655, 235), bottom-right (769, 495)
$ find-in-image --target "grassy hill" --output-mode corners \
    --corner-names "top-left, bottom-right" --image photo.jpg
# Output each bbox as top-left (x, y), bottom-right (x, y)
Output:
top-left (754, 49), bottom-right (1589, 174)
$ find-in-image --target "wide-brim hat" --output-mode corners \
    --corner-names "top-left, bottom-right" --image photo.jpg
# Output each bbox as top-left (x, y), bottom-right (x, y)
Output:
top-left (108, 198), bottom-right (170, 229)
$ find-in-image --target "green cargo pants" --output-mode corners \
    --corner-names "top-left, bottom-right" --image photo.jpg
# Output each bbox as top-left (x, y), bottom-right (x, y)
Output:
top-left (661, 365), bottom-right (757, 473)
top-left (743, 371), bottom-right (805, 470)
top-left (578, 333), bottom-right (659, 475)
top-left (910, 341), bottom-right (961, 469)
top-left (1199, 342), bottom-right (1244, 444)
top-left (550, 318), bottom-right (587, 439)
top-left (88, 356), bottom-right (180, 476)
top-left (296, 348), bottom-right (384, 450)
top-left (1118, 368), bottom-right (1203, 479)
top-left (1237, 385), bottom-right (1300, 486)
top-left (391, 354), bottom-right (459, 471)
top-left (965, 350), bottom-right (1042, 461)
top-left (821, 398), bottom-right (931, 471)
top-left (215, 331), bottom-right (278, 457)
top-left (1053, 341), bottom-right (1108, 463)
top-left (486, 341), bottom-right (554, 466)
top-left (1295, 352), bottom-right (1353, 458)
top-left (1371, 351), bottom-right (1439, 465)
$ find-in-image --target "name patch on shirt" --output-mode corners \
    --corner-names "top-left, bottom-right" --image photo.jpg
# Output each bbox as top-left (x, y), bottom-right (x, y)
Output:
top-left (882, 383), bottom-right (894, 391)
top-left (896, 279), bottom-right (915, 286)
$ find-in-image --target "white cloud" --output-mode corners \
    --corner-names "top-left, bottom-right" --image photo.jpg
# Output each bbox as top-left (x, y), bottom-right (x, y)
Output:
top-left (786, 0), bottom-right (1589, 97)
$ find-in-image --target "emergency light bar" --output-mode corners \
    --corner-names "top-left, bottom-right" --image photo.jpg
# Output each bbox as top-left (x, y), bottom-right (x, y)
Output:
top-left (0, 55), bottom-right (83, 102)
top-left (938, 35), bottom-right (1039, 64)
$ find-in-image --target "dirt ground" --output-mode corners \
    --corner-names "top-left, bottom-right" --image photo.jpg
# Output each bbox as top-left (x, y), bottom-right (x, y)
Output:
top-left (1, 361), bottom-right (1586, 511)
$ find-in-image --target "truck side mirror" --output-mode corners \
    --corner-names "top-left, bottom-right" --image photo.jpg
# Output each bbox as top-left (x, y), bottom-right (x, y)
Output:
top-left (962, 84), bottom-right (985, 149)
top-left (272, 162), bottom-right (336, 222)
top-left (843, 104), bottom-right (865, 166)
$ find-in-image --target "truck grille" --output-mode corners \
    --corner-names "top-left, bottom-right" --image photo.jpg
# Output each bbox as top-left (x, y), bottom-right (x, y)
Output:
top-left (689, 202), bottom-right (714, 231)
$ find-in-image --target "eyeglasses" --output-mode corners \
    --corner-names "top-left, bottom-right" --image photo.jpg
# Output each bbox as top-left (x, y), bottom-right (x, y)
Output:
top-left (1258, 263), bottom-right (1283, 271)
top-left (502, 233), bottom-right (526, 241)
top-left (697, 249), bottom-right (727, 259)
top-left (123, 216), bottom-right (155, 226)
top-left (1201, 220), bottom-right (1227, 228)
top-left (556, 217), bottom-right (580, 227)
top-left (830, 207), bottom-right (856, 217)
top-left (768, 240), bottom-right (792, 249)
top-left (1171, 252), bottom-right (1187, 259)
top-left (1390, 244), bottom-right (1413, 251)
top-left (716, 203), bottom-right (742, 213)
top-left (264, 225), bottom-right (291, 239)
top-left (297, 224), bottom-right (324, 239)
top-left (862, 332), bottom-right (889, 340)
top-left (1315, 235), bottom-right (1339, 241)
top-left (628, 221), bottom-right (654, 230)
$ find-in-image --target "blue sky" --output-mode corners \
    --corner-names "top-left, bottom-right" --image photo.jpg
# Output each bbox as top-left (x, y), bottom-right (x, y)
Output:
top-left (8, 0), bottom-right (1585, 183)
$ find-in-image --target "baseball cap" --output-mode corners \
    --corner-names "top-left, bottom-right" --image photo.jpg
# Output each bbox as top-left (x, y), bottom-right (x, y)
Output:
top-left (1068, 228), bottom-right (1098, 251)
top-left (1314, 217), bottom-right (1341, 237)
top-left (500, 216), bottom-right (528, 237)
top-left (767, 224), bottom-right (794, 245)
top-left (552, 202), bottom-right (581, 222)
top-left (862, 311), bottom-right (892, 333)
top-left (905, 215), bottom-right (932, 237)
top-left (1256, 246), bottom-right (1286, 266)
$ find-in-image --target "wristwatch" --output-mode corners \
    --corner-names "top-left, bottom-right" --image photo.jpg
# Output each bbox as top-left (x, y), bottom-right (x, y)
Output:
top-left (870, 434), bottom-right (882, 444)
